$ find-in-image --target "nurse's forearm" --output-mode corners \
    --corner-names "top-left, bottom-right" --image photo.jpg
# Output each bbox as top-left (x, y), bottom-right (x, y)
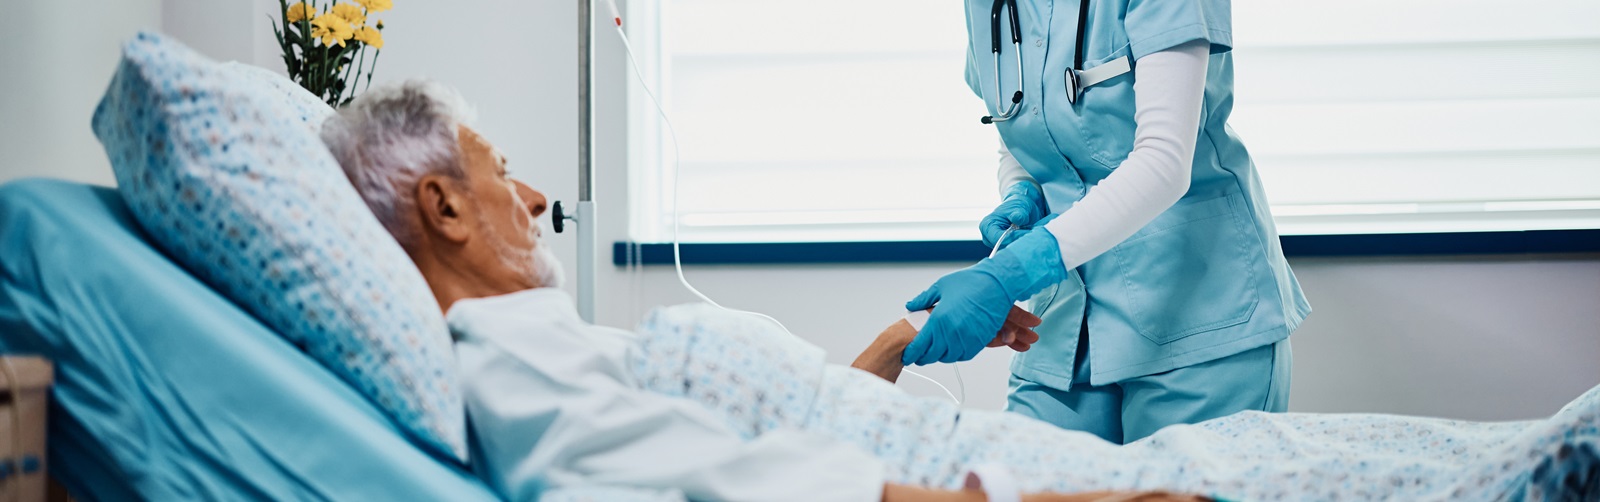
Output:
top-left (851, 320), bottom-right (917, 383)
top-left (1042, 41), bottom-right (1209, 270)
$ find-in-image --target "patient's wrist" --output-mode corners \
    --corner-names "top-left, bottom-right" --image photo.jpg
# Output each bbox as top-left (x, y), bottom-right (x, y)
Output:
top-left (850, 319), bottom-right (917, 383)
top-left (882, 319), bottom-right (917, 357)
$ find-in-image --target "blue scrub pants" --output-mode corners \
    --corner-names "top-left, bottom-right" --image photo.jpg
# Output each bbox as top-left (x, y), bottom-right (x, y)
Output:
top-left (1006, 321), bottom-right (1291, 445)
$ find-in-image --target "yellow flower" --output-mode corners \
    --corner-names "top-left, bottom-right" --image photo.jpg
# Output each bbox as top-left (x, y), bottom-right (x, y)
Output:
top-left (330, 3), bottom-right (365, 26)
top-left (353, 0), bottom-right (392, 13)
top-left (354, 26), bottom-right (384, 49)
top-left (285, 2), bottom-right (315, 23)
top-left (310, 13), bottom-right (355, 47)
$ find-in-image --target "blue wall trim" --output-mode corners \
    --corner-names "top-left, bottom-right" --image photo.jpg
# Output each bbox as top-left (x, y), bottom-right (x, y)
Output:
top-left (612, 229), bottom-right (1600, 265)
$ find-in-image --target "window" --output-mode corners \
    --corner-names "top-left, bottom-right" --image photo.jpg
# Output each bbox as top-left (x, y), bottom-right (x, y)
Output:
top-left (628, 0), bottom-right (1600, 244)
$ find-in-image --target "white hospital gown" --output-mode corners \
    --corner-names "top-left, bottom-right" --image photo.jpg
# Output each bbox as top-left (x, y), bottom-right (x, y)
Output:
top-left (450, 289), bottom-right (885, 502)
top-left (632, 303), bottom-right (1600, 501)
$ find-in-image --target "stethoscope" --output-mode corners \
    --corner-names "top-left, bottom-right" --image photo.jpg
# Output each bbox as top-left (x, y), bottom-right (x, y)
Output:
top-left (979, 0), bottom-right (1130, 125)
top-left (980, 0), bottom-right (1025, 124)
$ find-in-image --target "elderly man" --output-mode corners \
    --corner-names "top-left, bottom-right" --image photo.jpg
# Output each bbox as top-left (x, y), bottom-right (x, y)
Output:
top-left (320, 79), bottom-right (1599, 502)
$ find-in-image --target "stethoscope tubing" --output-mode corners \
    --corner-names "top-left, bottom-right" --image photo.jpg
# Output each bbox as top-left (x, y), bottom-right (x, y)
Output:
top-left (980, 0), bottom-right (1096, 124)
top-left (983, 0), bottom-right (1025, 124)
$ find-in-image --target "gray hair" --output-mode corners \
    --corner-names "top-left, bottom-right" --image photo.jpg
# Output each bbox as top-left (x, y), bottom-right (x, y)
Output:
top-left (321, 79), bottom-right (478, 249)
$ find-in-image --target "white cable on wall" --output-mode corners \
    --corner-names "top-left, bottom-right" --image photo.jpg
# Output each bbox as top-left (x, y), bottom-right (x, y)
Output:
top-left (609, 13), bottom-right (966, 405)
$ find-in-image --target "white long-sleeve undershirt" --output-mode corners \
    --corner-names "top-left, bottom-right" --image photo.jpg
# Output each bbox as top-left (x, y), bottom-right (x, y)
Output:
top-left (997, 41), bottom-right (1209, 271)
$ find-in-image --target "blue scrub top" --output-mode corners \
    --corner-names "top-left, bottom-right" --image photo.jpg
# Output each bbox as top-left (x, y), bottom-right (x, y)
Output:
top-left (962, 0), bottom-right (1311, 387)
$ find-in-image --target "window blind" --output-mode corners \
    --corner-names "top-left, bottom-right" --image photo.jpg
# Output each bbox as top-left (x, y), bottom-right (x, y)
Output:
top-left (630, 0), bottom-right (1600, 242)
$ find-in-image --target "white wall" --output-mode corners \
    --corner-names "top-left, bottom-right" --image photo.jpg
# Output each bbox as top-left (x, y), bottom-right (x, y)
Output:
top-left (0, 0), bottom-right (161, 185)
top-left (159, 0), bottom-right (282, 68)
top-left (2, 1), bottom-right (1595, 422)
top-left (625, 257), bottom-right (1600, 421)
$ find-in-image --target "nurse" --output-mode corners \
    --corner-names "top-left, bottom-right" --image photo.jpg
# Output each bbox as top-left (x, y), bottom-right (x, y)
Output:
top-left (902, 0), bottom-right (1312, 444)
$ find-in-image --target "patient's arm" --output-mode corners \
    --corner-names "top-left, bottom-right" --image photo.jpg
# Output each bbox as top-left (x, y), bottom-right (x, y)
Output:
top-left (850, 321), bottom-right (917, 382)
top-left (851, 306), bottom-right (1041, 383)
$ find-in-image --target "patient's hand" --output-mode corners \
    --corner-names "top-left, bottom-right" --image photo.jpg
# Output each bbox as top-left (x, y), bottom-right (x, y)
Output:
top-left (851, 306), bottom-right (1041, 383)
top-left (986, 305), bottom-right (1042, 352)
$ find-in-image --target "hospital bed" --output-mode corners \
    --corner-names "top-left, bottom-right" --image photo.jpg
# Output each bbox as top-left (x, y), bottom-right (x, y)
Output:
top-left (0, 179), bottom-right (503, 500)
top-left (0, 19), bottom-right (693, 496)
top-left (0, 179), bottom-right (694, 501)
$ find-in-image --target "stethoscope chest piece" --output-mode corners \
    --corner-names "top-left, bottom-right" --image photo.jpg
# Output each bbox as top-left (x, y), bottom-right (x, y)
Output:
top-left (979, 0), bottom-right (1132, 121)
top-left (1065, 68), bottom-right (1081, 105)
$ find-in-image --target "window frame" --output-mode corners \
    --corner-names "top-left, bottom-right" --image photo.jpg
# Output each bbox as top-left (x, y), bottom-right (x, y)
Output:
top-left (619, 0), bottom-right (1600, 264)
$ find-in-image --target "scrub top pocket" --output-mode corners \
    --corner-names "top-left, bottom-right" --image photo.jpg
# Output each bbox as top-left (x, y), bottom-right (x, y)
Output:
top-left (1109, 192), bottom-right (1259, 345)
top-left (1074, 45), bottom-right (1137, 170)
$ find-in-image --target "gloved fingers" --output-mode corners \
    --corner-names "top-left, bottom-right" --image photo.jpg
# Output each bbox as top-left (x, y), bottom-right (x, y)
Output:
top-left (998, 206), bottom-right (1043, 228)
top-left (941, 332), bottom-right (984, 364)
top-left (979, 218), bottom-right (1007, 248)
top-left (995, 227), bottom-right (1029, 250)
top-left (994, 212), bottom-right (1058, 250)
top-left (908, 318), bottom-right (953, 366)
top-left (1005, 305), bottom-right (1042, 328)
top-left (938, 344), bottom-right (966, 364)
top-left (905, 285), bottom-right (942, 312)
top-left (979, 210), bottom-right (1023, 248)
top-left (914, 332), bottom-right (949, 366)
top-left (900, 329), bottom-right (933, 366)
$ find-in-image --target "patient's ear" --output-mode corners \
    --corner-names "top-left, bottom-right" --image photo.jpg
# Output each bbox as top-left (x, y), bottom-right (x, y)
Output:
top-left (416, 174), bottom-right (472, 244)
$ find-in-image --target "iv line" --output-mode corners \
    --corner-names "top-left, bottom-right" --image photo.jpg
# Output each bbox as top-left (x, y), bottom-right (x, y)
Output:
top-left (610, 18), bottom-right (966, 405)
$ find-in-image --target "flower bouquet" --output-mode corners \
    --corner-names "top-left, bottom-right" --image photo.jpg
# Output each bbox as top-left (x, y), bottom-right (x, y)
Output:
top-left (270, 0), bottom-right (391, 106)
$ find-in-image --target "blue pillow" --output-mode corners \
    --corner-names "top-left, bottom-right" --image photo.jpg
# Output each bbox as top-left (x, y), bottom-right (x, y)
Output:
top-left (89, 31), bottom-right (466, 460)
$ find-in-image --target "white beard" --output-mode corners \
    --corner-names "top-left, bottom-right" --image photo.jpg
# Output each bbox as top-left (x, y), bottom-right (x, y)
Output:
top-left (486, 217), bottom-right (565, 289)
top-left (530, 239), bottom-right (565, 289)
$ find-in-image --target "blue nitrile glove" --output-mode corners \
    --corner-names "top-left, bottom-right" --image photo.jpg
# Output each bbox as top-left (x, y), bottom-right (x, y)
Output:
top-left (980, 182), bottom-right (1049, 249)
top-left (990, 213), bottom-right (1059, 251)
top-left (902, 228), bottom-right (1068, 365)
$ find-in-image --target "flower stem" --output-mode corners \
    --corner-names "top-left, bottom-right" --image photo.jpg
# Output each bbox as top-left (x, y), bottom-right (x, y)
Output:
top-left (335, 42), bottom-right (359, 105)
top-left (300, 0), bottom-right (318, 95)
top-left (345, 44), bottom-right (369, 105)
top-left (364, 49), bottom-right (382, 93)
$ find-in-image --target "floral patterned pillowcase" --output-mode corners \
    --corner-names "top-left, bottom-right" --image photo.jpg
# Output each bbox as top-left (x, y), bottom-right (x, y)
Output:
top-left (90, 31), bottom-right (467, 461)
top-left (217, 61), bottom-right (332, 128)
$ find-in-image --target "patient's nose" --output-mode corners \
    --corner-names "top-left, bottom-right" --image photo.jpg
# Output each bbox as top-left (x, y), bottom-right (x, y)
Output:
top-left (513, 180), bottom-right (547, 218)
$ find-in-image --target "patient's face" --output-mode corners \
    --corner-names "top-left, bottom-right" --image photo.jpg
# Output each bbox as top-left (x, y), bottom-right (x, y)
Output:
top-left (458, 125), bottom-right (564, 289)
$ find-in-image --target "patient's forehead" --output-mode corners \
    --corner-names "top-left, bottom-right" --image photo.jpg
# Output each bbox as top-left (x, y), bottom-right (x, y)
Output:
top-left (456, 125), bottom-right (506, 170)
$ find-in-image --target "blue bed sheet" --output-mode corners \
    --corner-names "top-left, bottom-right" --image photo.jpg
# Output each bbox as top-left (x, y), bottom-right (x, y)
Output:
top-left (0, 179), bottom-right (501, 501)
